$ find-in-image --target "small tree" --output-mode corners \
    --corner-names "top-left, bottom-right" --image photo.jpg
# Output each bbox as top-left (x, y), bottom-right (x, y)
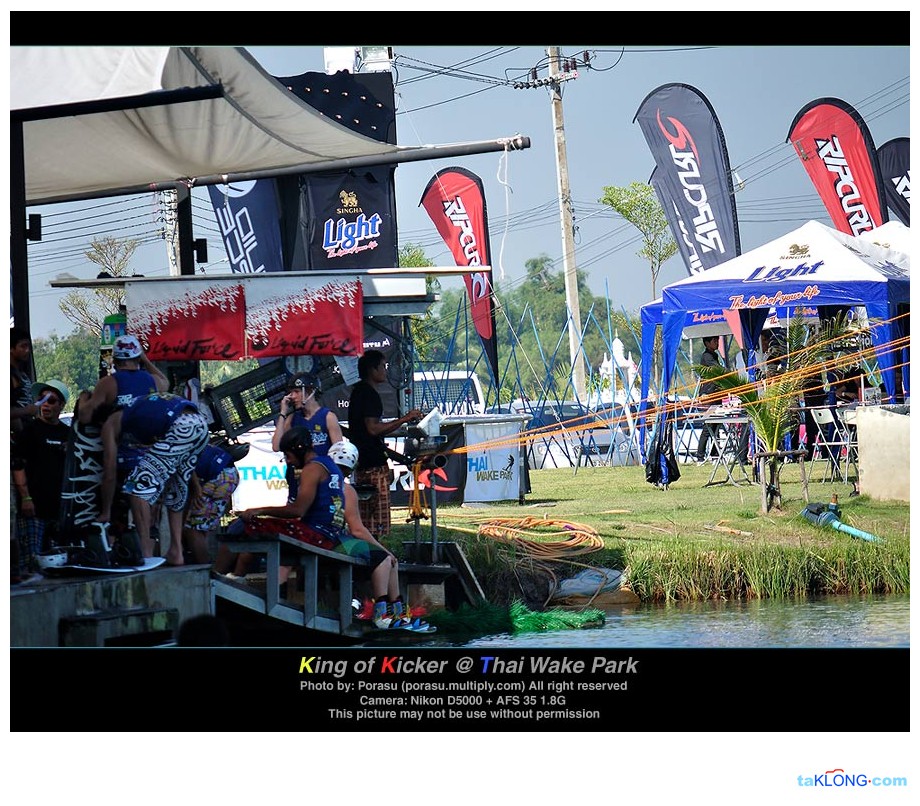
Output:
top-left (398, 242), bottom-right (439, 364)
top-left (696, 314), bottom-right (858, 512)
top-left (59, 236), bottom-right (140, 333)
top-left (598, 181), bottom-right (677, 300)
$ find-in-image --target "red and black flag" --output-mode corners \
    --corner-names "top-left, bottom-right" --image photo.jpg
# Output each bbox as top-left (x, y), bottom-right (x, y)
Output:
top-left (419, 167), bottom-right (499, 384)
top-left (787, 98), bottom-right (889, 236)
top-left (876, 137), bottom-right (910, 226)
top-left (635, 83), bottom-right (741, 275)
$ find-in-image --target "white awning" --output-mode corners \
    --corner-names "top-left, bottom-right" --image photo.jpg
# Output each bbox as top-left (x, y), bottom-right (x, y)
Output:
top-left (12, 46), bottom-right (528, 204)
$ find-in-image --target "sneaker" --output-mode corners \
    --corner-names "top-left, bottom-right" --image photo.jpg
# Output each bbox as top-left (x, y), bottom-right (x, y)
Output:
top-left (372, 601), bottom-right (393, 630)
top-left (391, 601), bottom-right (433, 632)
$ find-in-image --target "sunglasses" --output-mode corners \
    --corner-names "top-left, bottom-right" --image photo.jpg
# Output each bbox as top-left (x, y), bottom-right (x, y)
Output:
top-left (42, 395), bottom-right (63, 405)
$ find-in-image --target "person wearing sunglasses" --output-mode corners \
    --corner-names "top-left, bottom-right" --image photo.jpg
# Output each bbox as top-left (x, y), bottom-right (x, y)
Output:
top-left (271, 372), bottom-right (342, 502)
top-left (11, 379), bottom-right (71, 578)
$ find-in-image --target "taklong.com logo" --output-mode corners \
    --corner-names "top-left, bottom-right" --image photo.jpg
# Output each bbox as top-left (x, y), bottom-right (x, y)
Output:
top-left (797, 768), bottom-right (908, 788)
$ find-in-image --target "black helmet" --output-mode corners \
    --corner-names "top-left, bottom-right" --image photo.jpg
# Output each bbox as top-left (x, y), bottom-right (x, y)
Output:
top-left (279, 426), bottom-right (313, 462)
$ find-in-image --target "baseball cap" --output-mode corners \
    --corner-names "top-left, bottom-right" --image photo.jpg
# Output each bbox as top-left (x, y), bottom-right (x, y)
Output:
top-left (287, 372), bottom-right (320, 393)
top-left (113, 334), bottom-right (143, 360)
top-left (33, 378), bottom-right (70, 406)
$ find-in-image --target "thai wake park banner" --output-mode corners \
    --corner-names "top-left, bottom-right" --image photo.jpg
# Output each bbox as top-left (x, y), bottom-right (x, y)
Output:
top-left (463, 421), bottom-right (523, 503)
top-left (875, 137), bottom-right (910, 226)
top-left (787, 97), bottom-right (889, 236)
top-left (634, 83), bottom-right (741, 275)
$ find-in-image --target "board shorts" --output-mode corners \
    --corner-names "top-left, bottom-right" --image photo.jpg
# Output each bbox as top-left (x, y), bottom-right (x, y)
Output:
top-left (186, 467), bottom-right (240, 532)
top-left (353, 464), bottom-right (394, 538)
top-left (122, 411), bottom-right (210, 512)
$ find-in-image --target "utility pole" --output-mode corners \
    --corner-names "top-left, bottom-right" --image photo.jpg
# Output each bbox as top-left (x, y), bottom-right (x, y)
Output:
top-left (548, 46), bottom-right (586, 400)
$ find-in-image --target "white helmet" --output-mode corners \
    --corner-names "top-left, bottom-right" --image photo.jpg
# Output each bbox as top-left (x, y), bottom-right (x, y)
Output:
top-left (327, 440), bottom-right (359, 472)
top-left (113, 334), bottom-right (143, 360)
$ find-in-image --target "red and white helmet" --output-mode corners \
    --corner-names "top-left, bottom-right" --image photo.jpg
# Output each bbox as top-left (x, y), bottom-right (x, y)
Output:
top-left (113, 334), bottom-right (143, 360)
top-left (327, 440), bottom-right (359, 472)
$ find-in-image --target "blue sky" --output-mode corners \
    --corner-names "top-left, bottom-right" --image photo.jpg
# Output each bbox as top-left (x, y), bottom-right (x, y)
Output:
top-left (23, 36), bottom-right (909, 339)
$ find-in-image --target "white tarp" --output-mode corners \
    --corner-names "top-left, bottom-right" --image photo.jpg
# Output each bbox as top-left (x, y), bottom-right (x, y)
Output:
top-left (12, 46), bottom-right (406, 204)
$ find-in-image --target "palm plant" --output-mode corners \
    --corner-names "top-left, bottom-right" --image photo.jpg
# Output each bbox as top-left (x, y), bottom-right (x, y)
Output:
top-left (695, 313), bottom-right (860, 512)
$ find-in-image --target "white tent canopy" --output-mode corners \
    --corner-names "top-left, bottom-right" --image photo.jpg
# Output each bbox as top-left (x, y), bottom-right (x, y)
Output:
top-left (859, 220), bottom-right (911, 254)
top-left (659, 219), bottom-right (910, 403)
top-left (11, 46), bottom-right (529, 205)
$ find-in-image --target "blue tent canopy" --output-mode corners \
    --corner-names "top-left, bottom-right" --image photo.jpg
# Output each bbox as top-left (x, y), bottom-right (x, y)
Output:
top-left (659, 220), bottom-right (909, 404)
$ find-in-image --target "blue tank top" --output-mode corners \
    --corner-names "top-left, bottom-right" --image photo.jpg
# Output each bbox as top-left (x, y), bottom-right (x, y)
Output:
top-left (121, 394), bottom-right (199, 443)
top-left (291, 407), bottom-right (334, 456)
top-left (300, 455), bottom-right (346, 532)
top-left (113, 369), bottom-right (159, 409)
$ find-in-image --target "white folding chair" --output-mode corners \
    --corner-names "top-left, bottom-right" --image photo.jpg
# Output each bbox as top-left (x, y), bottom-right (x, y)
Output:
top-left (808, 407), bottom-right (853, 482)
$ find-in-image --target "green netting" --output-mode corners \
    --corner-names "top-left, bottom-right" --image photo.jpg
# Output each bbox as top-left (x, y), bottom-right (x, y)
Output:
top-left (425, 599), bottom-right (605, 637)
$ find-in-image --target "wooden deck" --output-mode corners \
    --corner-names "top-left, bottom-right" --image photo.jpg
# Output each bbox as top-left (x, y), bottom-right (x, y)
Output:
top-left (212, 534), bottom-right (482, 640)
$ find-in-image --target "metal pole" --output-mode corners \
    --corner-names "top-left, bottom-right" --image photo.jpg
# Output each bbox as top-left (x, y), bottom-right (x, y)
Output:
top-left (548, 46), bottom-right (586, 400)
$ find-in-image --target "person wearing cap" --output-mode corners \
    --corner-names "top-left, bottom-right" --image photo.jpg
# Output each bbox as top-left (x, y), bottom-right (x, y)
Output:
top-left (77, 333), bottom-right (168, 427)
top-left (11, 379), bottom-right (72, 576)
top-left (271, 371), bottom-right (342, 502)
top-left (98, 393), bottom-right (210, 565)
top-left (77, 333), bottom-right (170, 542)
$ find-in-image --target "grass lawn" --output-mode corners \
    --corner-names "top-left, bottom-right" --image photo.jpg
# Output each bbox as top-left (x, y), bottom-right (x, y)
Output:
top-left (386, 463), bottom-right (910, 605)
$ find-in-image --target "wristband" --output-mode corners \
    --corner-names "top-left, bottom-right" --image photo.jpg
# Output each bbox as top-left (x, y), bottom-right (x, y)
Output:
top-left (21, 496), bottom-right (32, 501)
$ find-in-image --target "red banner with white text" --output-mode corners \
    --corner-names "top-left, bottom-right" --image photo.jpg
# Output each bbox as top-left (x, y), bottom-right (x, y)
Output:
top-left (787, 98), bottom-right (889, 236)
top-left (419, 167), bottom-right (499, 384)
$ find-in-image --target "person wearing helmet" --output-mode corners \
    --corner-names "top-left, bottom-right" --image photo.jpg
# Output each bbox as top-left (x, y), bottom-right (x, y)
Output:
top-left (11, 379), bottom-right (72, 577)
top-left (77, 334), bottom-right (168, 426)
top-left (327, 439), bottom-right (433, 632)
top-left (77, 333), bottom-right (171, 543)
top-left (271, 372), bottom-right (342, 502)
top-left (238, 428), bottom-right (431, 631)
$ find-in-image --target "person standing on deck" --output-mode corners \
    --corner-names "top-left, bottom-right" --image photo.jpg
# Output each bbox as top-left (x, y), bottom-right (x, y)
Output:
top-left (695, 335), bottom-right (725, 464)
top-left (98, 393), bottom-right (209, 565)
top-left (347, 350), bottom-right (422, 539)
top-left (77, 334), bottom-right (170, 541)
top-left (12, 379), bottom-right (72, 577)
top-left (272, 372), bottom-right (342, 502)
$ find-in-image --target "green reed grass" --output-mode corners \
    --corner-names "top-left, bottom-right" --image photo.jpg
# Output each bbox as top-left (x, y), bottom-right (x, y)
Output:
top-left (387, 464), bottom-right (909, 604)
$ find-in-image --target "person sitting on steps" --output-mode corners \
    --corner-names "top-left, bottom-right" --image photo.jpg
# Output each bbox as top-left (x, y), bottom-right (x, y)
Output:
top-left (234, 428), bottom-right (433, 632)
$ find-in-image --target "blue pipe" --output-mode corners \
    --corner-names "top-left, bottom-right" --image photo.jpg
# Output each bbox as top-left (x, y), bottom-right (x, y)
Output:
top-left (816, 511), bottom-right (884, 543)
top-left (800, 506), bottom-right (884, 543)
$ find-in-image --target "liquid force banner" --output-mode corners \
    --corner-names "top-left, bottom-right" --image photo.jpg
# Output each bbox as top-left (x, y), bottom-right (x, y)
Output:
top-left (876, 137), bottom-right (910, 226)
top-left (126, 276), bottom-right (362, 361)
top-left (419, 167), bottom-right (499, 384)
top-left (207, 180), bottom-right (284, 273)
top-left (787, 98), bottom-right (889, 236)
top-left (634, 83), bottom-right (741, 274)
